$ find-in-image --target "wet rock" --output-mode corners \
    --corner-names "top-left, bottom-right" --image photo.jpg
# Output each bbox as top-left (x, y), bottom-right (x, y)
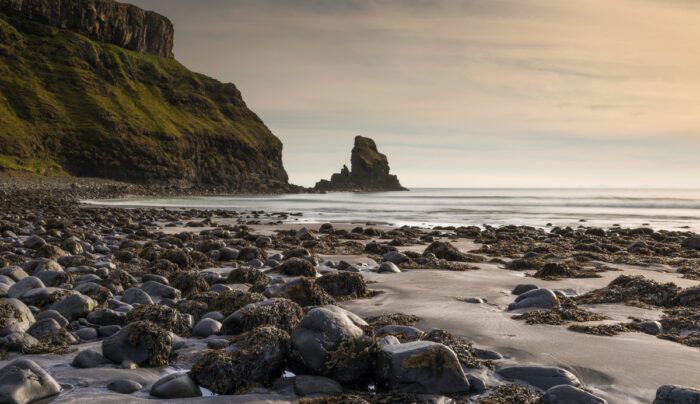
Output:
top-left (150, 373), bottom-right (202, 399)
top-left (289, 305), bottom-right (377, 383)
top-left (27, 318), bottom-right (65, 340)
top-left (377, 325), bottom-right (424, 341)
top-left (98, 325), bottom-right (121, 337)
top-left (124, 304), bottom-right (191, 336)
top-left (237, 247), bottom-right (266, 262)
top-left (102, 320), bottom-right (174, 367)
top-left (681, 237), bottom-right (700, 250)
top-left (141, 280), bottom-right (181, 299)
top-left (49, 293), bottom-right (96, 321)
top-left (423, 241), bottom-right (469, 262)
top-left (107, 379), bottom-right (142, 394)
top-left (467, 374), bottom-right (486, 393)
top-left (213, 290), bottom-right (266, 316)
top-left (541, 385), bottom-right (607, 403)
top-left (193, 318), bottom-right (221, 338)
top-left (226, 267), bottom-right (268, 285)
top-left (72, 349), bottom-right (110, 368)
top-left (190, 326), bottom-right (289, 394)
top-left (0, 298), bottom-right (35, 336)
top-left (8, 277), bottom-right (44, 299)
top-left (376, 341), bottom-right (470, 394)
top-left (384, 251), bottom-right (409, 264)
top-left (640, 321), bottom-right (663, 335)
top-left (87, 309), bottom-right (125, 326)
top-left (75, 327), bottom-right (98, 340)
top-left (654, 385), bottom-right (700, 403)
top-left (221, 298), bottom-right (302, 335)
top-left (23, 235), bottom-right (46, 250)
top-left (0, 359), bottom-right (61, 404)
top-left (496, 366), bottom-right (580, 390)
top-left (294, 375), bottom-right (343, 397)
top-left (0, 266), bottom-right (28, 282)
top-left (275, 258), bottom-right (317, 277)
top-left (378, 262), bottom-right (402, 273)
top-left (316, 272), bottom-right (369, 300)
top-left (218, 247), bottom-right (240, 261)
top-left (122, 287), bottom-right (154, 305)
top-left (508, 288), bottom-right (559, 311)
top-left (379, 335), bottom-right (401, 346)
top-left (0, 332), bottom-right (39, 352)
top-left (296, 227), bottom-right (318, 241)
top-left (512, 284), bottom-right (539, 295)
top-left (268, 278), bottom-right (335, 307)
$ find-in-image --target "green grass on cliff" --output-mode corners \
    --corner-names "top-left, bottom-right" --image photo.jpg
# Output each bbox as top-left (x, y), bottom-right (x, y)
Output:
top-left (0, 14), bottom-right (286, 186)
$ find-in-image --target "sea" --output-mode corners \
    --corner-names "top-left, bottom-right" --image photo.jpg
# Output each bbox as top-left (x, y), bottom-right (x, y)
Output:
top-left (86, 188), bottom-right (700, 232)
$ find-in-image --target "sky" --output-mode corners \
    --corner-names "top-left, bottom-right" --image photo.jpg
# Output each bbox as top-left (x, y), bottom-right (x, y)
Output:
top-left (129, 0), bottom-right (700, 188)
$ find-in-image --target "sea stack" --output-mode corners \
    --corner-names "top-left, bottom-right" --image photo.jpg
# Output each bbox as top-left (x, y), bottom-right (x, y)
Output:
top-left (314, 136), bottom-right (407, 192)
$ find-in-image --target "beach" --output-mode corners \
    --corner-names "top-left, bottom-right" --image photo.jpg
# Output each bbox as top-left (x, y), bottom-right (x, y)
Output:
top-left (0, 180), bottom-right (699, 403)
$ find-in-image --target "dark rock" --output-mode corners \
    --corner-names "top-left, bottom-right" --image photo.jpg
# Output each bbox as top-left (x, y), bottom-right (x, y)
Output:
top-left (496, 366), bottom-right (580, 390)
top-left (378, 262), bottom-right (402, 273)
top-left (221, 298), bottom-right (302, 335)
top-left (141, 281), bottom-right (181, 299)
top-left (0, 359), bottom-right (61, 404)
top-left (107, 379), bottom-right (142, 394)
top-left (124, 304), bottom-right (191, 336)
top-left (71, 349), bottom-right (110, 368)
top-left (289, 305), bottom-right (377, 383)
top-left (8, 276), bottom-right (44, 298)
top-left (376, 341), bottom-right (470, 394)
top-left (423, 241), bottom-right (469, 261)
top-left (268, 278), bottom-right (335, 307)
top-left (150, 373), bottom-right (201, 399)
top-left (122, 287), bottom-right (154, 305)
top-left (542, 385), bottom-right (607, 403)
top-left (681, 237), bottom-right (700, 250)
top-left (314, 136), bottom-right (406, 192)
top-left (87, 309), bottom-right (125, 326)
top-left (508, 288), bottom-right (559, 311)
top-left (315, 272), bottom-right (368, 300)
top-left (512, 284), bottom-right (539, 295)
top-left (102, 321), bottom-right (173, 367)
top-left (192, 318), bottom-right (221, 338)
top-left (654, 385), bottom-right (700, 403)
top-left (294, 375), bottom-right (343, 397)
top-left (48, 293), bottom-right (96, 321)
top-left (275, 258), bottom-right (317, 277)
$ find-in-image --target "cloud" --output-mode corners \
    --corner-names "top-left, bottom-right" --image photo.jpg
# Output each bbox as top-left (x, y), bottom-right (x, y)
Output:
top-left (129, 0), bottom-right (700, 187)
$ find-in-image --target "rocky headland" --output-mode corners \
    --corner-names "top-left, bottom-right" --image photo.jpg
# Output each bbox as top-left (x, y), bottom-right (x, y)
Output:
top-left (0, 0), bottom-right (293, 194)
top-left (315, 136), bottom-right (407, 192)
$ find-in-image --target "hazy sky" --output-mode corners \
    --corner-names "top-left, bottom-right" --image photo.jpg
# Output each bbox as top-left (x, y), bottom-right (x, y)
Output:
top-left (130, 0), bottom-right (700, 188)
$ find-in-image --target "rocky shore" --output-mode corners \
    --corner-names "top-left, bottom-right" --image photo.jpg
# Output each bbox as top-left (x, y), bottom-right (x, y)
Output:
top-left (0, 184), bottom-right (698, 403)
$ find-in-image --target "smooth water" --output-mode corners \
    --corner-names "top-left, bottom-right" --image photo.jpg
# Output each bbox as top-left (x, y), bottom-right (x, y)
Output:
top-left (86, 188), bottom-right (700, 231)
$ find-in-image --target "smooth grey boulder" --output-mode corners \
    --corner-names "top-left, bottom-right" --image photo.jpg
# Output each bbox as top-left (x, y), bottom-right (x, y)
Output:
top-left (75, 327), bottom-right (98, 340)
top-left (49, 293), bottom-right (96, 321)
top-left (72, 349), bottom-right (111, 368)
top-left (8, 277), bottom-right (44, 299)
top-left (107, 379), bottom-right (142, 394)
top-left (467, 374), bottom-right (486, 393)
top-left (35, 310), bottom-right (69, 328)
top-left (122, 287), bottom-right (154, 305)
top-left (383, 251), bottom-right (409, 264)
top-left (294, 375), bottom-right (343, 397)
top-left (141, 281), bottom-right (181, 299)
top-left (0, 359), bottom-right (61, 404)
top-left (542, 385), bottom-right (607, 403)
top-left (0, 332), bottom-right (39, 352)
top-left (19, 287), bottom-right (70, 308)
top-left (496, 366), bottom-right (580, 390)
top-left (87, 309), bottom-right (125, 326)
top-left (512, 284), bottom-right (539, 295)
top-left (150, 373), bottom-right (202, 399)
top-left (376, 341), bottom-right (470, 394)
top-left (378, 262), bottom-right (402, 273)
top-left (289, 305), bottom-right (376, 383)
top-left (192, 318), bottom-right (221, 338)
top-left (143, 274), bottom-right (169, 285)
top-left (379, 335), bottom-right (401, 346)
top-left (98, 325), bottom-right (122, 337)
top-left (23, 235), bottom-right (46, 250)
top-left (0, 266), bottom-right (28, 282)
top-left (27, 318), bottom-right (64, 340)
top-left (654, 385), bottom-right (700, 403)
top-left (26, 259), bottom-right (63, 274)
top-left (508, 288), bottom-right (559, 311)
top-left (218, 247), bottom-right (239, 261)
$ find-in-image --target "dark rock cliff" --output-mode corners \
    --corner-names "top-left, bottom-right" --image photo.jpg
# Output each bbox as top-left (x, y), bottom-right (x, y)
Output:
top-left (0, 0), bottom-right (173, 58)
top-left (315, 136), bottom-right (407, 192)
top-left (0, 1), bottom-right (295, 193)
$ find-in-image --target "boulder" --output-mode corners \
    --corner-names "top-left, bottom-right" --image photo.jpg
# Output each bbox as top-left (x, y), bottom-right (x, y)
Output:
top-left (377, 325), bottom-right (424, 341)
top-left (23, 235), bottom-right (46, 250)
top-left (681, 237), bottom-right (700, 250)
top-left (0, 298), bottom-right (35, 337)
top-left (376, 341), bottom-right (470, 394)
top-left (423, 241), bottom-right (469, 261)
top-left (72, 349), bottom-right (111, 368)
top-left (122, 287), bottom-right (154, 305)
top-left (512, 284), bottom-right (539, 295)
top-left (508, 288), bottom-right (559, 311)
top-left (19, 287), bottom-right (72, 308)
top-left (35, 310), bottom-right (69, 328)
top-left (8, 277), bottom-right (44, 299)
top-left (542, 385), bottom-right (607, 403)
top-left (102, 321), bottom-right (174, 367)
top-left (221, 298), bottom-right (302, 335)
top-left (275, 258), bottom-right (317, 277)
top-left (107, 379), bottom-right (142, 394)
top-left (654, 385), bottom-right (700, 403)
top-left (378, 262), bottom-right (401, 273)
top-left (383, 251), bottom-right (409, 264)
top-left (192, 318), bottom-right (221, 338)
top-left (87, 309), bottom-right (125, 326)
top-left (141, 281), bottom-right (181, 299)
top-left (289, 305), bottom-right (377, 383)
top-left (0, 332), bottom-right (39, 352)
top-left (0, 266), bottom-right (28, 282)
top-left (496, 366), bottom-right (580, 390)
top-left (315, 272), bottom-right (368, 300)
top-left (294, 375), bottom-right (343, 397)
top-left (268, 278), bottom-right (335, 307)
top-left (49, 293), bottom-right (96, 321)
top-left (0, 359), bottom-right (61, 404)
top-left (150, 373), bottom-right (201, 399)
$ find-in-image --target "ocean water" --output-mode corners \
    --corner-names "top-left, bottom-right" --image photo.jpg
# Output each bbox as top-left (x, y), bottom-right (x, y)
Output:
top-left (87, 188), bottom-right (700, 232)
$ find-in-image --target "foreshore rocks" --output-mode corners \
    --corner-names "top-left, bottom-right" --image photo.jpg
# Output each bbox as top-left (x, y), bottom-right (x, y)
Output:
top-left (0, 359), bottom-right (61, 404)
top-left (314, 136), bottom-right (407, 192)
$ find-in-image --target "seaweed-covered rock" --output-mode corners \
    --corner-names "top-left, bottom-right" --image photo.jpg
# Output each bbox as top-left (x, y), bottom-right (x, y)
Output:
top-left (102, 320), bottom-right (173, 367)
top-left (162, 249), bottom-right (193, 269)
top-left (289, 305), bottom-right (377, 383)
top-left (124, 304), bottom-right (191, 336)
top-left (168, 271), bottom-right (209, 298)
top-left (0, 298), bottom-right (34, 337)
top-left (226, 267), bottom-right (269, 285)
top-left (316, 272), bottom-right (368, 300)
top-left (275, 258), bottom-right (317, 277)
top-left (576, 275), bottom-right (680, 307)
top-left (213, 290), bottom-right (266, 316)
top-left (269, 278), bottom-right (335, 307)
top-left (238, 247), bottom-right (266, 262)
top-left (221, 298), bottom-right (302, 335)
top-left (190, 326), bottom-right (289, 394)
top-left (0, 359), bottom-right (61, 404)
top-left (376, 341), bottom-right (470, 394)
top-left (423, 241), bottom-right (469, 261)
top-left (654, 385), bottom-right (700, 404)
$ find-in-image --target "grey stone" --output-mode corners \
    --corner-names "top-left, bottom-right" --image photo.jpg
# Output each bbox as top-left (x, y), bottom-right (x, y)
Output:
top-left (0, 332), bottom-right (39, 352)
top-left (378, 262), bottom-right (402, 273)
top-left (142, 274), bottom-right (169, 285)
top-left (542, 385), bottom-right (607, 403)
top-left (8, 277), bottom-right (44, 299)
top-left (218, 247), bottom-right (239, 261)
top-left (0, 266), bottom-right (27, 282)
top-left (681, 237), bottom-right (700, 250)
top-left (467, 374), bottom-right (486, 393)
top-left (102, 322), bottom-right (173, 367)
top-left (474, 348), bottom-right (503, 360)
top-left (150, 373), bottom-right (202, 399)
top-left (512, 284), bottom-right (539, 295)
top-left (192, 318), bottom-right (221, 338)
top-left (377, 325), bottom-right (424, 341)
top-left (87, 308), bottom-right (125, 326)
top-left (294, 375), bottom-right (343, 397)
top-left (27, 318), bottom-right (63, 340)
top-left (379, 335), bottom-right (401, 346)
top-left (107, 379), bottom-right (142, 394)
top-left (376, 341), bottom-right (470, 394)
top-left (98, 325), bottom-right (122, 337)
top-left (496, 366), bottom-right (580, 390)
top-left (72, 349), bottom-right (110, 368)
top-left (75, 327), bottom-right (98, 340)
top-left (0, 298), bottom-right (34, 337)
top-left (141, 281), bottom-right (181, 299)
top-left (0, 359), bottom-right (61, 404)
top-left (654, 385), bottom-right (700, 403)
top-left (640, 321), bottom-right (663, 335)
top-left (508, 288), bottom-right (559, 311)
top-left (49, 293), bottom-right (96, 321)
top-left (122, 287), bottom-right (154, 305)
top-left (384, 251), bottom-right (409, 264)
top-left (23, 235), bottom-right (46, 250)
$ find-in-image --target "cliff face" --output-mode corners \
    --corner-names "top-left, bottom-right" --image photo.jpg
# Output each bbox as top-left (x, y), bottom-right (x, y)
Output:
top-left (0, 5), bottom-right (292, 192)
top-left (315, 136), bottom-right (406, 192)
top-left (0, 0), bottom-right (173, 58)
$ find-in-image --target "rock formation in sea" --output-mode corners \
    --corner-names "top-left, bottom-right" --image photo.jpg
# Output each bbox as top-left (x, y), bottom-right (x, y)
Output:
top-left (0, 0), bottom-right (293, 193)
top-left (314, 136), bottom-right (407, 192)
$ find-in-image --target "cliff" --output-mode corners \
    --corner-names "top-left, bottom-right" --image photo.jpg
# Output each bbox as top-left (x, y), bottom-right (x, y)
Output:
top-left (0, 4), bottom-right (292, 192)
top-left (315, 136), bottom-right (407, 192)
top-left (0, 0), bottom-right (173, 58)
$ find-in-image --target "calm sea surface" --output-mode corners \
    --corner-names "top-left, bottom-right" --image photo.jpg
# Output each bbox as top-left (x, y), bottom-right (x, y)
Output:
top-left (87, 188), bottom-right (700, 232)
